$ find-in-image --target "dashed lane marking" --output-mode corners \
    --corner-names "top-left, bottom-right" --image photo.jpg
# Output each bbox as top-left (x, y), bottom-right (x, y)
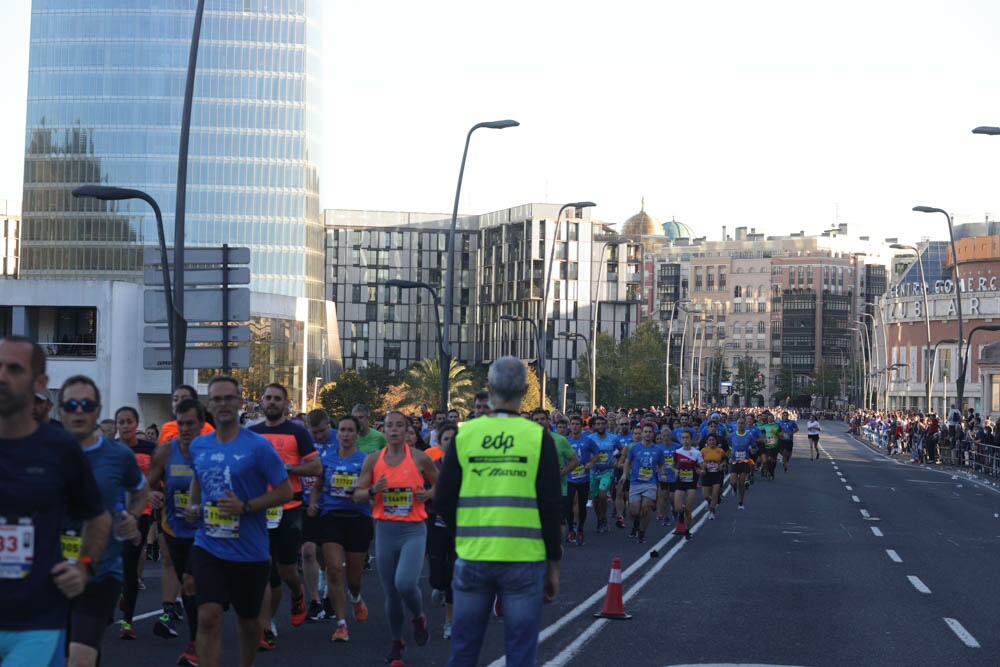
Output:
top-left (871, 527), bottom-right (883, 537)
top-left (908, 575), bottom-right (931, 594)
top-left (851, 495), bottom-right (860, 503)
top-left (943, 618), bottom-right (981, 648)
top-left (886, 549), bottom-right (902, 563)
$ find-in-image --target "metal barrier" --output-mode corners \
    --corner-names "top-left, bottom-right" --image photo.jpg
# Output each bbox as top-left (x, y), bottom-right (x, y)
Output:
top-left (857, 424), bottom-right (1000, 480)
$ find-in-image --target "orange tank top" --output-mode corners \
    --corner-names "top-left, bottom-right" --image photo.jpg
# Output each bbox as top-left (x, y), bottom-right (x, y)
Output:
top-left (372, 446), bottom-right (427, 522)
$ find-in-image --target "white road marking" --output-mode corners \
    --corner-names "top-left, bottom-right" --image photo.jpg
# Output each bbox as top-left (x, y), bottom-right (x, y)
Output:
top-left (871, 527), bottom-right (883, 536)
top-left (860, 509), bottom-right (870, 518)
top-left (943, 618), bottom-right (981, 648)
top-left (906, 479), bottom-right (952, 484)
top-left (908, 575), bottom-right (931, 594)
top-left (845, 485), bottom-right (853, 490)
top-left (886, 549), bottom-right (902, 563)
top-left (852, 495), bottom-right (860, 503)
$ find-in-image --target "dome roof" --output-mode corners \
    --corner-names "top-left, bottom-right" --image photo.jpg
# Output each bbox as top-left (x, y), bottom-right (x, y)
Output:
top-left (622, 199), bottom-right (662, 236)
top-left (663, 217), bottom-right (695, 240)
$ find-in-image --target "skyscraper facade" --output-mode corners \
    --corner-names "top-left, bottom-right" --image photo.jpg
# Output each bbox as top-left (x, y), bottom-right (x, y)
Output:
top-left (21, 0), bottom-right (324, 300)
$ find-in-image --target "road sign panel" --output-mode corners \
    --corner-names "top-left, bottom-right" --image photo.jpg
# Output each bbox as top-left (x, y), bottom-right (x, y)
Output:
top-left (144, 267), bottom-right (250, 287)
top-left (144, 325), bottom-right (251, 344)
top-left (144, 287), bottom-right (250, 323)
top-left (142, 246), bottom-right (250, 266)
top-left (143, 346), bottom-right (251, 370)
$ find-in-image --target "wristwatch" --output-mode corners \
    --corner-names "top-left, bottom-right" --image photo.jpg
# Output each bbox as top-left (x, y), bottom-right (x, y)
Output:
top-left (243, 500), bottom-right (252, 515)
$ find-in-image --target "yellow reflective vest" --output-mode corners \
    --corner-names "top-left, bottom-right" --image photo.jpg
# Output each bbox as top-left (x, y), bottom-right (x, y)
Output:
top-left (453, 416), bottom-right (545, 562)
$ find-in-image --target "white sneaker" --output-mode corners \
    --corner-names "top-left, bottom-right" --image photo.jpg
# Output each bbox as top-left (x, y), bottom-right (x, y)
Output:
top-left (709, 511), bottom-right (716, 520)
top-left (270, 620), bottom-right (278, 638)
top-left (443, 619), bottom-right (452, 639)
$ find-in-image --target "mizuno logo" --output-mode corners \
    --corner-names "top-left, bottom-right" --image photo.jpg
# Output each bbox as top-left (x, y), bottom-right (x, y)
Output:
top-left (471, 467), bottom-right (488, 476)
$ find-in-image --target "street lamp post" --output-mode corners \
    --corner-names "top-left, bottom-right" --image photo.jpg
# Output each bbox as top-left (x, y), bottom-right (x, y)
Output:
top-left (442, 120), bottom-right (519, 412)
top-left (664, 298), bottom-right (688, 408)
top-left (589, 236), bottom-right (632, 413)
top-left (849, 326), bottom-right (868, 410)
top-left (560, 332), bottom-right (593, 410)
top-left (913, 206), bottom-right (965, 410)
top-left (499, 314), bottom-right (542, 408)
top-left (539, 201), bottom-right (596, 409)
top-left (886, 362), bottom-right (909, 411)
top-left (853, 320), bottom-right (873, 410)
top-left (72, 185), bottom-right (185, 390)
top-left (890, 243), bottom-right (933, 415)
top-left (959, 324), bottom-right (1000, 413)
top-left (386, 279), bottom-right (447, 412)
top-left (932, 338), bottom-right (963, 416)
top-left (860, 312), bottom-right (881, 409)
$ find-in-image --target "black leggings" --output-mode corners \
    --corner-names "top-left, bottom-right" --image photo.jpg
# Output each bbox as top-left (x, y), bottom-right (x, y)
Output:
top-left (121, 514), bottom-right (154, 623)
top-left (565, 481), bottom-right (589, 530)
top-left (425, 521), bottom-right (455, 604)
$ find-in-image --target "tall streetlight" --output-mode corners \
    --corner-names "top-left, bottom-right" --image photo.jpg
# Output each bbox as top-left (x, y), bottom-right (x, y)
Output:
top-left (676, 302), bottom-right (700, 406)
top-left (853, 319), bottom-right (874, 409)
top-left (849, 326), bottom-right (867, 409)
top-left (560, 332), bottom-right (593, 411)
top-left (539, 201), bottom-right (597, 407)
top-left (913, 206), bottom-right (965, 410)
top-left (499, 314), bottom-right (542, 408)
top-left (72, 185), bottom-right (185, 390)
top-left (443, 120), bottom-right (520, 411)
top-left (960, 324), bottom-right (1000, 413)
top-left (890, 243), bottom-right (932, 414)
top-left (386, 279), bottom-right (447, 412)
top-left (664, 298), bottom-right (689, 407)
top-left (932, 338), bottom-right (963, 416)
top-left (588, 236), bottom-right (633, 413)
top-left (860, 312), bottom-right (882, 409)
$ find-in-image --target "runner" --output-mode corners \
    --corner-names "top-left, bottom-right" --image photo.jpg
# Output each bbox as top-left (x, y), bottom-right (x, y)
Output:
top-left (672, 430), bottom-right (703, 539)
top-left (757, 412), bottom-right (781, 480)
top-left (424, 421), bottom-right (458, 639)
top-left (354, 403), bottom-right (387, 454)
top-left (657, 423), bottom-right (680, 529)
top-left (531, 410), bottom-right (578, 541)
top-left (776, 410), bottom-right (799, 473)
top-left (353, 411), bottom-right (438, 665)
top-left (147, 398), bottom-right (207, 667)
top-left (248, 383), bottom-right (322, 649)
top-left (302, 408), bottom-right (338, 623)
top-left (115, 405), bottom-right (158, 640)
top-left (699, 433), bottom-right (725, 519)
top-left (564, 416), bottom-right (598, 546)
top-left (619, 423), bottom-right (666, 544)
top-left (0, 337), bottom-right (109, 667)
top-left (728, 417), bottom-right (758, 509)
top-left (807, 415), bottom-right (822, 460)
top-left (185, 375), bottom-right (293, 667)
top-left (59, 375), bottom-right (147, 667)
top-left (588, 415), bottom-right (619, 533)
top-left (308, 414), bottom-right (372, 643)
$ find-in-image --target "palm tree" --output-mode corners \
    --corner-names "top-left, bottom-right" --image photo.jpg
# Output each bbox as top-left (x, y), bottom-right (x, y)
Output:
top-left (401, 358), bottom-right (475, 414)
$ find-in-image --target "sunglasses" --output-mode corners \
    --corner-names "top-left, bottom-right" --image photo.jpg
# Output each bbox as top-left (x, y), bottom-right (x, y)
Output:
top-left (60, 399), bottom-right (100, 413)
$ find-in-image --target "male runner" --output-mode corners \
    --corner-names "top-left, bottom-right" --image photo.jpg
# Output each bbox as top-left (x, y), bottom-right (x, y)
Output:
top-left (728, 417), bottom-right (759, 509)
top-left (353, 403), bottom-right (387, 454)
top-left (0, 336), bottom-right (109, 666)
top-left (565, 416), bottom-right (599, 546)
top-left (588, 415), bottom-right (619, 532)
top-left (619, 423), bottom-right (666, 543)
top-left (302, 409), bottom-right (338, 623)
top-left (185, 376), bottom-right (293, 667)
top-left (249, 383), bottom-right (322, 648)
top-left (776, 410), bottom-right (799, 473)
top-left (59, 375), bottom-right (147, 667)
top-left (672, 430), bottom-right (703, 538)
top-left (757, 412), bottom-right (781, 480)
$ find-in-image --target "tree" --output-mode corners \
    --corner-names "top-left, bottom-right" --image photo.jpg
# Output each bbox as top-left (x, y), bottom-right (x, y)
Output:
top-left (319, 371), bottom-right (383, 417)
top-left (358, 364), bottom-right (400, 393)
top-left (733, 354), bottom-right (765, 405)
top-left (400, 358), bottom-right (475, 414)
top-left (705, 349), bottom-right (731, 404)
top-left (774, 364), bottom-right (795, 402)
top-left (520, 366), bottom-right (554, 413)
top-left (810, 363), bottom-right (841, 407)
top-left (574, 331), bottom-right (621, 409)
top-left (618, 322), bottom-right (667, 409)
top-left (381, 384), bottom-right (413, 413)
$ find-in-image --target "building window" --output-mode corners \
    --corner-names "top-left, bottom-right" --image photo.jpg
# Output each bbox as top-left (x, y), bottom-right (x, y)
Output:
top-left (758, 302), bottom-right (767, 313)
top-left (352, 285), bottom-right (361, 303)
top-left (29, 306), bottom-right (97, 357)
top-left (758, 321), bottom-right (766, 334)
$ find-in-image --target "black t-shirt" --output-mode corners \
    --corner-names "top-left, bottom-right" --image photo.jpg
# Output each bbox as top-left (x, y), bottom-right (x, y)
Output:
top-left (0, 422), bottom-right (105, 630)
top-left (249, 420), bottom-right (316, 503)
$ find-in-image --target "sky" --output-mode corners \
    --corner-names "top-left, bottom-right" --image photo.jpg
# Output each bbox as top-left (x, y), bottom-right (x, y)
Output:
top-left (2, 0), bottom-right (1000, 243)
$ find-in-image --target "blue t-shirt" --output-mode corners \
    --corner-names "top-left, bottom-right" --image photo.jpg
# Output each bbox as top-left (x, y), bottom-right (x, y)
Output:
top-left (163, 441), bottom-right (196, 539)
top-left (777, 419), bottom-right (799, 441)
top-left (567, 434), bottom-right (599, 483)
top-left (317, 448), bottom-right (370, 516)
top-left (660, 442), bottom-right (679, 483)
top-left (69, 437), bottom-right (145, 582)
top-left (730, 430), bottom-right (758, 462)
top-left (672, 426), bottom-right (696, 445)
top-left (589, 432), bottom-right (619, 473)
top-left (191, 428), bottom-right (288, 562)
top-left (627, 443), bottom-right (666, 484)
top-left (303, 430), bottom-right (338, 506)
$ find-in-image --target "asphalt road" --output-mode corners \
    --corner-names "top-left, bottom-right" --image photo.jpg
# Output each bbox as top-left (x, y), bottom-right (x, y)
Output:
top-left (99, 421), bottom-right (1000, 666)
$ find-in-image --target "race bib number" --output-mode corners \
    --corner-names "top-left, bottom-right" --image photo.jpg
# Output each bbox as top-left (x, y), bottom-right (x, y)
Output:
top-left (706, 461), bottom-right (719, 472)
top-left (173, 491), bottom-right (189, 519)
top-left (638, 466), bottom-right (653, 482)
top-left (203, 504), bottom-right (239, 539)
top-left (734, 449), bottom-right (747, 460)
top-left (664, 455), bottom-right (673, 467)
top-left (60, 533), bottom-right (82, 561)
top-left (0, 520), bottom-right (35, 579)
top-left (329, 472), bottom-right (359, 498)
top-left (679, 469), bottom-right (694, 482)
top-left (571, 465), bottom-right (585, 477)
top-left (266, 506), bottom-right (283, 529)
top-left (598, 452), bottom-right (609, 463)
top-left (382, 488), bottom-right (413, 517)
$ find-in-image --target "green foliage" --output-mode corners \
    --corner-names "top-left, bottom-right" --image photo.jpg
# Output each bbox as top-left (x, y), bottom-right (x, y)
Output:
top-left (576, 321), bottom-right (666, 410)
top-left (810, 363), bottom-right (841, 399)
top-left (732, 354), bottom-right (765, 402)
top-left (358, 364), bottom-right (400, 393)
top-left (319, 370), bottom-right (383, 417)
top-left (401, 358), bottom-right (475, 413)
top-left (521, 366), bottom-right (554, 413)
top-left (705, 349), bottom-right (731, 403)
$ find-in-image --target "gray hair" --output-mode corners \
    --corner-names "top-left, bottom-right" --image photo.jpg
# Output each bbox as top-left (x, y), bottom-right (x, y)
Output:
top-left (488, 356), bottom-right (527, 404)
top-left (351, 404), bottom-right (370, 416)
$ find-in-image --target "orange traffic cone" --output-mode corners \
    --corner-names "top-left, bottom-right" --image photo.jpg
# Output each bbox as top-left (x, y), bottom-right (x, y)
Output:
top-left (673, 521), bottom-right (687, 536)
top-left (593, 558), bottom-right (632, 619)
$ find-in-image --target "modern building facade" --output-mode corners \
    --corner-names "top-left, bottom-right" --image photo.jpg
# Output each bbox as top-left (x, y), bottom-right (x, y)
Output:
top-left (17, 0), bottom-right (337, 407)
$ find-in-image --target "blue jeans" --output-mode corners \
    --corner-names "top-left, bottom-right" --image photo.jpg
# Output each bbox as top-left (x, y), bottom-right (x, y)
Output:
top-left (448, 559), bottom-right (545, 667)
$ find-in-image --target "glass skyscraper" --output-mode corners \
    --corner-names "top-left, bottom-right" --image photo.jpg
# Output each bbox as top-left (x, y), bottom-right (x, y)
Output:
top-left (21, 0), bottom-right (325, 301)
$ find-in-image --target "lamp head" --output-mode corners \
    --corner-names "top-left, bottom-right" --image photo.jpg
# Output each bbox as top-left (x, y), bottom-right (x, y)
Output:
top-left (386, 278), bottom-right (424, 289)
top-left (499, 314), bottom-right (521, 322)
top-left (912, 205), bottom-right (946, 215)
top-left (481, 119), bottom-right (519, 130)
top-left (72, 185), bottom-right (139, 201)
top-left (972, 126), bottom-right (1000, 136)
